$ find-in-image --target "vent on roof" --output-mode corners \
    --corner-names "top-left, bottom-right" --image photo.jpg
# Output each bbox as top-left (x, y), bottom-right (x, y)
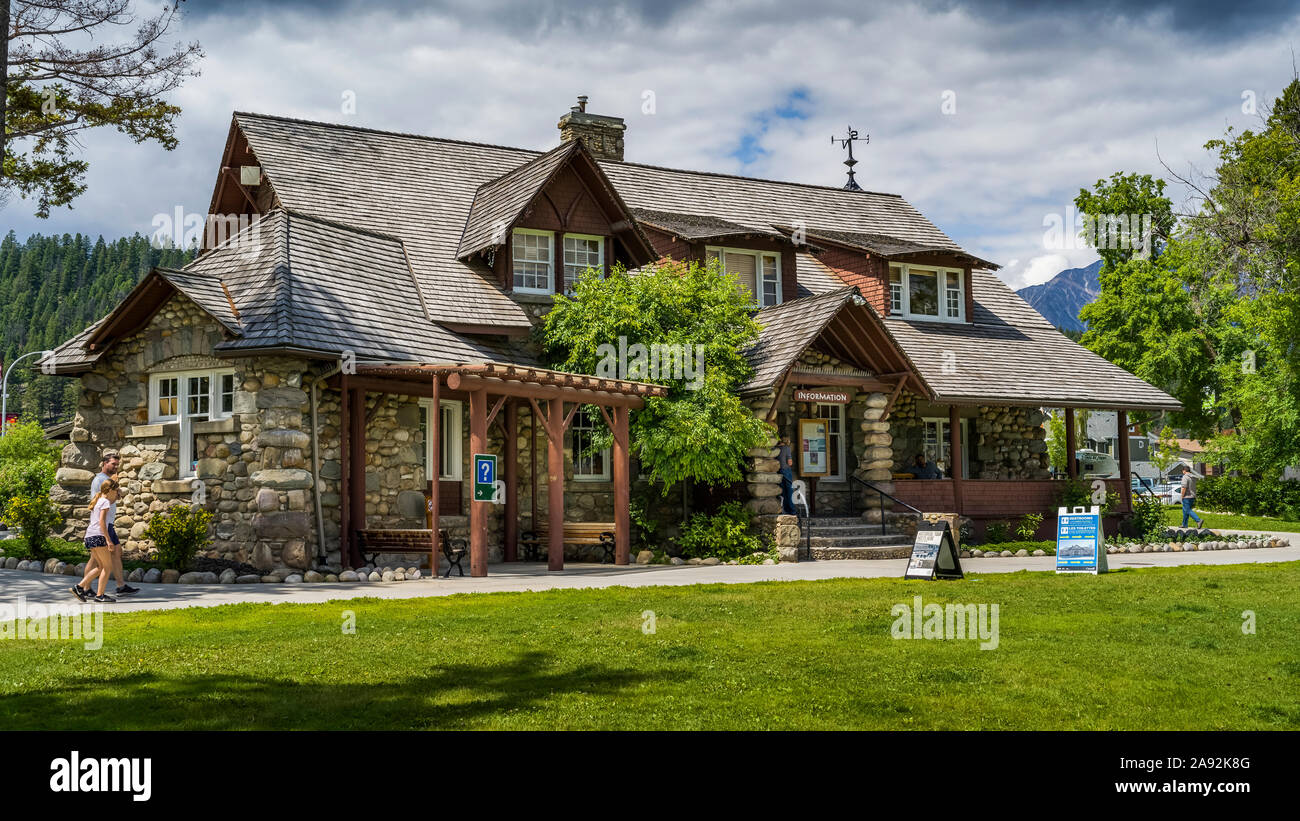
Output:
top-left (557, 96), bottom-right (625, 161)
top-left (240, 165), bottom-right (261, 186)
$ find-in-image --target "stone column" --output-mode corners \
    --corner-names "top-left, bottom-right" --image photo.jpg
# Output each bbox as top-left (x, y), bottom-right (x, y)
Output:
top-left (246, 360), bottom-right (314, 572)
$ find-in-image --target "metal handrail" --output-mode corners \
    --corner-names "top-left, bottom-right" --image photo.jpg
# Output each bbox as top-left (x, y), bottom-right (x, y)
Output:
top-left (1129, 471), bottom-right (1158, 501)
top-left (850, 475), bottom-right (923, 535)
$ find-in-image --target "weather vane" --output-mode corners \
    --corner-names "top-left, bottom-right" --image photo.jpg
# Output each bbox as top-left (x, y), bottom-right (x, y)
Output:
top-left (832, 126), bottom-right (867, 191)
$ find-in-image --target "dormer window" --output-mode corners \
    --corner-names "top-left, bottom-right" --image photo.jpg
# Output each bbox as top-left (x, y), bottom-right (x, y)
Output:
top-left (888, 263), bottom-right (964, 322)
top-left (512, 229), bottom-right (553, 293)
top-left (562, 234), bottom-right (604, 293)
top-left (706, 246), bottom-right (781, 307)
top-left (513, 229), bottom-right (606, 295)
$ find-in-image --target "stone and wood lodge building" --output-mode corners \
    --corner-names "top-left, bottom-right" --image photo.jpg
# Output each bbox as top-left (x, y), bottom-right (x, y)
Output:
top-left (43, 98), bottom-right (1180, 574)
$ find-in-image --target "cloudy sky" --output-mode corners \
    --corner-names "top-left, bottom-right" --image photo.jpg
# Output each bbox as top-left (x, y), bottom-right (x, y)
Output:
top-left (4, 0), bottom-right (1298, 288)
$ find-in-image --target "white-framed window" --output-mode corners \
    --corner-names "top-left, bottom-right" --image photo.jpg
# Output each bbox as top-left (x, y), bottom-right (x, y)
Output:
top-left (147, 367), bottom-right (236, 478)
top-left (921, 416), bottom-right (971, 479)
top-left (149, 369), bottom-right (236, 424)
top-left (571, 407), bottom-right (610, 481)
top-left (705, 247), bottom-right (782, 307)
top-left (512, 228), bottom-right (553, 293)
top-left (816, 403), bottom-right (846, 481)
top-left (888, 264), bottom-right (965, 321)
top-left (418, 399), bottom-right (463, 481)
top-left (562, 233), bottom-right (604, 293)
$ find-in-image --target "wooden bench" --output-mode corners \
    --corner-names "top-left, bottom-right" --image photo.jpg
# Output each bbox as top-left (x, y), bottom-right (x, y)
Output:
top-left (354, 528), bottom-right (469, 577)
top-left (520, 523), bottom-right (616, 563)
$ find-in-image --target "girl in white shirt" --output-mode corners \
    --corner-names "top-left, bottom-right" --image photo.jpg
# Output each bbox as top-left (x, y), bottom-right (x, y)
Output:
top-left (73, 479), bottom-right (121, 602)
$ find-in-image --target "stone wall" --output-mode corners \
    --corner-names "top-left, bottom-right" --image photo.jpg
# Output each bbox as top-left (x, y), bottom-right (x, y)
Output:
top-left (50, 293), bottom-right (319, 573)
top-left (888, 393), bottom-right (1050, 480)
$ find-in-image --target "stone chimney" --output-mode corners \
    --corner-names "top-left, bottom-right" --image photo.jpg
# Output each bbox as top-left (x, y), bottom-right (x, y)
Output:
top-left (557, 95), bottom-right (626, 161)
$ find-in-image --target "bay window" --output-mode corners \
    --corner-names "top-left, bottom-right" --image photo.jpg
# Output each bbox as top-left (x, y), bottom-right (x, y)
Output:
top-left (887, 264), bottom-right (965, 321)
top-left (705, 246), bottom-right (781, 307)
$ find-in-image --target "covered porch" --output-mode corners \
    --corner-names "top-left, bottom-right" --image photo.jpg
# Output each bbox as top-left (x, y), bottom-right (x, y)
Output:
top-left (329, 362), bottom-right (667, 576)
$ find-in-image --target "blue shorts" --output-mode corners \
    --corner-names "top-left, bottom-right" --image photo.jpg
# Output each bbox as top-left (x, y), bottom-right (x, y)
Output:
top-left (107, 524), bottom-right (119, 544)
top-left (84, 535), bottom-right (108, 549)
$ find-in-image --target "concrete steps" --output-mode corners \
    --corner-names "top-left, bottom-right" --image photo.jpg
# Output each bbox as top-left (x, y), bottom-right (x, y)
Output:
top-left (798, 516), bottom-right (914, 560)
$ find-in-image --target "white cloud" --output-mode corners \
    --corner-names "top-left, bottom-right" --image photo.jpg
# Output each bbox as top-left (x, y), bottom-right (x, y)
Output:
top-left (3, 0), bottom-right (1298, 298)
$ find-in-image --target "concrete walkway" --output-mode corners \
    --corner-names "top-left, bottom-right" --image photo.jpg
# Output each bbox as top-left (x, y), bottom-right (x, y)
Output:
top-left (1, 540), bottom-right (1296, 615)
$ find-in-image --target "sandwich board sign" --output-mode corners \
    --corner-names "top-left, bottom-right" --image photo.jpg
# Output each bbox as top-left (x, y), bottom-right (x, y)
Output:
top-left (905, 521), bottom-right (963, 580)
top-left (1055, 505), bottom-right (1107, 574)
top-left (472, 454), bottom-right (497, 502)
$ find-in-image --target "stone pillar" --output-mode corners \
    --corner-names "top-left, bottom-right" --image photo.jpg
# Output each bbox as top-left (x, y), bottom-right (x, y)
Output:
top-left (247, 361), bottom-right (314, 572)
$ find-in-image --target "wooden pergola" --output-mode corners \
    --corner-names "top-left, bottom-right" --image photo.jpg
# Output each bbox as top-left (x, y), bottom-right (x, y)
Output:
top-left (330, 363), bottom-right (668, 575)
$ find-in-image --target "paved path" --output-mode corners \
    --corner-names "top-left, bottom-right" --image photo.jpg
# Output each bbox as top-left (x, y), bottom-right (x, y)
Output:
top-left (1, 541), bottom-right (1295, 615)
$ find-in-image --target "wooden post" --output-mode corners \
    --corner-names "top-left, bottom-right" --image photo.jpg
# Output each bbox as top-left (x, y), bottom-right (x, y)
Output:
top-left (1117, 409), bottom-right (1131, 513)
top-left (949, 404), bottom-right (963, 514)
top-left (1064, 407), bottom-right (1077, 479)
top-left (339, 375), bottom-right (351, 568)
top-left (547, 396), bottom-right (565, 571)
top-left (348, 387), bottom-right (367, 568)
top-left (429, 375), bottom-right (440, 574)
top-left (613, 404), bottom-right (630, 565)
top-left (504, 399), bottom-right (518, 562)
top-left (469, 388), bottom-right (488, 577)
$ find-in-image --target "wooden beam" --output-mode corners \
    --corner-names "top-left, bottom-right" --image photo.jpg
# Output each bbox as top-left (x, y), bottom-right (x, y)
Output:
top-left (1117, 409), bottom-right (1131, 513)
top-left (879, 375), bottom-right (909, 422)
top-left (765, 367), bottom-right (795, 425)
top-left (486, 394), bottom-right (506, 429)
top-left (787, 370), bottom-right (894, 391)
top-left (613, 405), bottom-right (631, 565)
top-left (547, 396), bottom-right (565, 571)
top-left (528, 397), bottom-right (553, 442)
top-left (469, 388), bottom-right (489, 577)
top-left (949, 405), bottom-right (964, 515)
top-left (429, 375), bottom-right (440, 573)
top-left (561, 401), bottom-right (580, 432)
top-left (504, 399), bottom-right (519, 562)
top-left (1064, 407), bottom-right (1078, 480)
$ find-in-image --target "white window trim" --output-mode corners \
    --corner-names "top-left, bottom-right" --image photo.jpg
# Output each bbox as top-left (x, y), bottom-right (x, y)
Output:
top-left (147, 367), bottom-right (236, 479)
top-left (571, 409), bottom-right (611, 482)
top-left (512, 228), bottom-right (554, 294)
top-left (419, 398), bottom-right (463, 481)
top-left (816, 403), bottom-right (847, 482)
top-left (889, 264), bottom-right (966, 322)
top-left (561, 232), bottom-right (605, 293)
top-left (706, 246), bottom-right (782, 307)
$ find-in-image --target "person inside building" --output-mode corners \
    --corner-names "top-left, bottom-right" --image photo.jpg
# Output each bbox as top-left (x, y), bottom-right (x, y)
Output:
top-left (913, 453), bottom-right (943, 480)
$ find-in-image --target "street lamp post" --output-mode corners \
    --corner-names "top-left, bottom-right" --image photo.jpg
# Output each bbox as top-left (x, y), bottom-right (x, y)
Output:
top-left (1, 351), bottom-right (47, 436)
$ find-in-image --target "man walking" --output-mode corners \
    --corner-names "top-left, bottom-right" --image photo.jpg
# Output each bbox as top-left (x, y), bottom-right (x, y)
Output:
top-left (1180, 470), bottom-right (1203, 528)
top-left (85, 453), bottom-right (139, 597)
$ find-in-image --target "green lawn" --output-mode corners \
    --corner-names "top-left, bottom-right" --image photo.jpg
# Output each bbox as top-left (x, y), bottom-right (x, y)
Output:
top-left (2, 563), bottom-right (1298, 730)
top-left (1163, 506), bottom-right (1300, 533)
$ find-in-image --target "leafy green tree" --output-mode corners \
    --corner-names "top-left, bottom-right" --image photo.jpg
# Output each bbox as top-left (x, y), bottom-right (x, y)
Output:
top-left (542, 259), bottom-right (772, 488)
top-left (1046, 410), bottom-right (1066, 472)
top-left (1151, 425), bottom-right (1180, 476)
top-left (3, 0), bottom-right (203, 216)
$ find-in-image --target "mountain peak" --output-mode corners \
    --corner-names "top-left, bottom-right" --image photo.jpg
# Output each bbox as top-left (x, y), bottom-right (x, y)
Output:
top-left (1015, 260), bottom-right (1102, 332)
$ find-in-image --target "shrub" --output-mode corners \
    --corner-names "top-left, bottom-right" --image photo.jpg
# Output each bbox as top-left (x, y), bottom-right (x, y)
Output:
top-left (983, 521), bottom-right (1011, 544)
top-left (2, 493), bottom-right (63, 560)
top-left (1129, 493), bottom-right (1166, 540)
top-left (677, 501), bottom-right (765, 560)
top-left (0, 457), bottom-right (56, 512)
top-left (142, 503), bottom-right (213, 570)
top-left (1196, 475), bottom-right (1300, 519)
top-left (1014, 512), bottom-right (1044, 541)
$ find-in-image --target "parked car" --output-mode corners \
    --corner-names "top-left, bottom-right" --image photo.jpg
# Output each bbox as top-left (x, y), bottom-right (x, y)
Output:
top-left (1131, 477), bottom-right (1157, 494)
